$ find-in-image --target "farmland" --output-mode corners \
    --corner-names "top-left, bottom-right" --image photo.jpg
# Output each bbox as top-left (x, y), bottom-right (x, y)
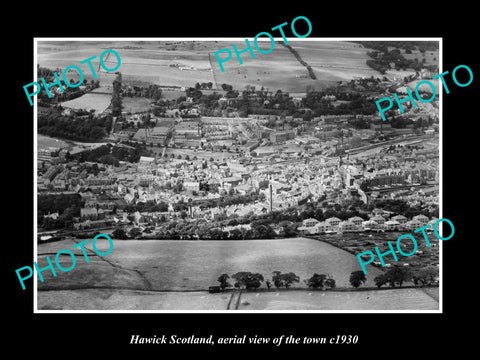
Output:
top-left (237, 287), bottom-right (439, 310)
top-left (37, 40), bottom-right (382, 95)
top-left (36, 237), bottom-right (438, 310)
top-left (34, 40), bottom-right (441, 312)
top-left (60, 92), bottom-right (112, 114)
top-left (36, 237), bottom-right (384, 291)
top-left (37, 287), bottom-right (438, 311)
top-left (290, 41), bottom-right (381, 83)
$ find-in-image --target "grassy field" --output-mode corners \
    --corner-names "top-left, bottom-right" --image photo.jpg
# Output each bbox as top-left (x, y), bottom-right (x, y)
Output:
top-left (160, 88), bottom-right (187, 100)
top-left (37, 134), bottom-right (69, 150)
top-left (37, 287), bottom-right (438, 311)
top-left (37, 40), bottom-right (381, 94)
top-left (36, 237), bottom-right (439, 310)
top-left (38, 289), bottom-right (232, 311)
top-left (292, 41), bottom-right (380, 83)
top-left (60, 93), bottom-right (112, 114)
top-left (37, 237), bottom-right (385, 291)
top-left (122, 97), bottom-right (152, 114)
top-left (238, 288), bottom-right (438, 310)
top-left (404, 78), bottom-right (440, 93)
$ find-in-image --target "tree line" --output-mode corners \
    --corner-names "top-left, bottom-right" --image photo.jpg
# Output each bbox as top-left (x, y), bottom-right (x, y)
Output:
top-left (303, 91), bottom-right (379, 116)
top-left (111, 73), bottom-right (123, 117)
top-left (38, 193), bottom-right (83, 230)
top-left (113, 197), bottom-right (436, 241)
top-left (283, 44), bottom-right (316, 79)
top-left (215, 267), bottom-right (437, 291)
top-left (349, 266), bottom-right (438, 289)
top-left (216, 271), bottom-right (336, 290)
top-left (122, 83), bottom-right (162, 100)
top-left (38, 106), bottom-right (112, 141)
top-left (36, 65), bottom-right (100, 106)
top-left (69, 143), bottom-right (143, 165)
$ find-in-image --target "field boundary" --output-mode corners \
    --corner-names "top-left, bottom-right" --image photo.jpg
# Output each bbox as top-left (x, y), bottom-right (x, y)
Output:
top-left (283, 43), bottom-right (317, 80)
top-left (207, 53), bottom-right (219, 90)
top-left (37, 284), bottom-right (438, 293)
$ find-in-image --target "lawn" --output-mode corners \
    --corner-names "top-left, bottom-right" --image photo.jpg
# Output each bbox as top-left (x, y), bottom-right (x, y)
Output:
top-left (122, 97), bottom-right (152, 114)
top-left (37, 134), bottom-right (69, 150)
top-left (60, 93), bottom-right (112, 114)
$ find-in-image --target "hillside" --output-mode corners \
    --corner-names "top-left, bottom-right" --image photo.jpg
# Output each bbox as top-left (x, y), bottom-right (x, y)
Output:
top-left (37, 40), bottom-right (382, 94)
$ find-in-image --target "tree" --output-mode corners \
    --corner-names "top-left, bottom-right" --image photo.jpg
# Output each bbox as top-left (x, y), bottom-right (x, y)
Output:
top-left (279, 221), bottom-right (297, 237)
top-left (251, 223), bottom-right (276, 239)
top-left (272, 271), bottom-right (284, 288)
top-left (349, 271), bottom-right (367, 288)
top-left (374, 267), bottom-right (413, 288)
top-left (266, 280), bottom-right (272, 289)
top-left (217, 273), bottom-right (231, 290)
top-left (385, 267), bottom-right (412, 287)
top-left (112, 227), bottom-right (128, 240)
top-left (180, 210), bottom-right (188, 220)
top-left (111, 73), bottom-right (123, 117)
top-left (304, 273), bottom-right (327, 288)
top-left (229, 228), bottom-right (243, 240)
top-left (412, 266), bottom-right (438, 286)
top-left (221, 83), bottom-right (233, 92)
top-left (374, 273), bottom-right (389, 288)
top-left (272, 271), bottom-right (300, 288)
top-left (325, 277), bottom-right (336, 289)
top-left (128, 227), bottom-right (142, 239)
top-left (231, 272), bottom-right (264, 289)
top-left (281, 272), bottom-right (300, 288)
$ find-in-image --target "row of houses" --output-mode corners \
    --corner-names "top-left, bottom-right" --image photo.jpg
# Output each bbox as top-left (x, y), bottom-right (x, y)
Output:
top-left (297, 214), bottom-right (433, 234)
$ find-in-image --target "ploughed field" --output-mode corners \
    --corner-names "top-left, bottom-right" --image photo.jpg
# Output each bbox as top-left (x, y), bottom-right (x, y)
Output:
top-left (36, 237), bottom-right (439, 310)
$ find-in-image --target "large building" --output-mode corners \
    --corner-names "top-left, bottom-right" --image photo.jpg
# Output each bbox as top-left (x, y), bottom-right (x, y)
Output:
top-left (133, 122), bottom-right (173, 145)
top-left (150, 126), bottom-right (172, 145)
top-left (173, 120), bottom-right (202, 146)
top-left (270, 130), bottom-right (295, 144)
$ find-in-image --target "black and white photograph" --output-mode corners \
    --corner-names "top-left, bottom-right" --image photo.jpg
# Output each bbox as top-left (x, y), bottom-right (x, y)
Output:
top-left (32, 38), bottom-right (442, 312)
top-left (6, 6), bottom-right (475, 355)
